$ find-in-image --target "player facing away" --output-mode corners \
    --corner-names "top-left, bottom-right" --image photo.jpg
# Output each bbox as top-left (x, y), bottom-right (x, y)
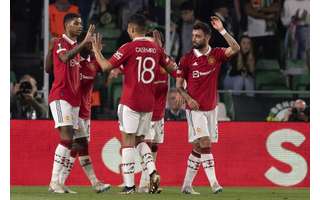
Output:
top-left (47, 13), bottom-right (95, 193)
top-left (56, 31), bottom-right (111, 193)
top-left (176, 18), bottom-right (240, 194)
top-left (138, 30), bottom-right (180, 193)
top-left (90, 14), bottom-right (177, 194)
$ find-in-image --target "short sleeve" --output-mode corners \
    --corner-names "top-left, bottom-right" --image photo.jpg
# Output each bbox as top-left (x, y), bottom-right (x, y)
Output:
top-left (108, 43), bottom-right (131, 68)
top-left (214, 48), bottom-right (228, 62)
top-left (177, 56), bottom-right (189, 79)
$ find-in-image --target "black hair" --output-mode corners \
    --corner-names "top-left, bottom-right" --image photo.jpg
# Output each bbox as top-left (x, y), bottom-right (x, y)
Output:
top-left (128, 14), bottom-right (147, 33)
top-left (180, 1), bottom-right (194, 11)
top-left (63, 13), bottom-right (81, 29)
top-left (239, 34), bottom-right (251, 41)
top-left (193, 21), bottom-right (212, 36)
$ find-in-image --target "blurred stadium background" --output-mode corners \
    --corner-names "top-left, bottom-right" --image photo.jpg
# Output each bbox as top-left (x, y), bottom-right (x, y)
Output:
top-left (10, 0), bottom-right (309, 199)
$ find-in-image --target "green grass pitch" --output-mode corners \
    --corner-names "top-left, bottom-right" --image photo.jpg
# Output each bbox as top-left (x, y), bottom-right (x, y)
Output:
top-left (11, 186), bottom-right (309, 200)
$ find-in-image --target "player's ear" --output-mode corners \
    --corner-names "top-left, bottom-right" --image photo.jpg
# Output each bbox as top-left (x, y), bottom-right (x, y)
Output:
top-left (127, 25), bottom-right (134, 35)
top-left (205, 34), bottom-right (211, 42)
top-left (65, 21), bottom-right (71, 31)
top-left (131, 25), bottom-right (137, 35)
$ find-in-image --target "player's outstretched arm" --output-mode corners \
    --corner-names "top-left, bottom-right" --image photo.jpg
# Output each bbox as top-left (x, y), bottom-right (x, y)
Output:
top-left (210, 16), bottom-right (240, 58)
top-left (176, 77), bottom-right (199, 110)
top-left (59, 24), bottom-right (95, 63)
top-left (91, 33), bottom-right (114, 72)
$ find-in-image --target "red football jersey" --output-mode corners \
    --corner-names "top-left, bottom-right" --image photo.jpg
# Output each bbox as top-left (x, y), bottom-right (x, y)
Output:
top-left (178, 47), bottom-right (228, 111)
top-left (152, 67), bottom-right (168, 121)
top-left (108, 37), bottom-right (170, 112)
top-left (48, 34), bottom-right (81, 106)
top-left (79, 56), bottom-right (101, 119)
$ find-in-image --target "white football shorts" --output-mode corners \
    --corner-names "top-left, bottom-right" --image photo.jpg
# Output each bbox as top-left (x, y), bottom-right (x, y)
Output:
top-left (74, 117), bottom-right (91, 141)
top-left (117, 104), bottom-right (152, 136)
top-left (186, 107), bottom-right (218, 143)
top-left (144, 118), bottom-right (164, 143)
top-left (49, 100), bottom-right (79, 129)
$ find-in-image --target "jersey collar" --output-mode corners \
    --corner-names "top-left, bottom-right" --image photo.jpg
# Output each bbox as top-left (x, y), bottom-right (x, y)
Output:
top-left (62, 34), bottom-right (77, 45)
top-left (193, 46), bottom-right (212, 58)
top-left (133, 36), bottom-right (152, 41)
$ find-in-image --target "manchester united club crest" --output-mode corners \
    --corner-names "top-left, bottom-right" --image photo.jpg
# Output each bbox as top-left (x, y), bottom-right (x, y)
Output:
top-left (208, 56), bottom-right (215, 65)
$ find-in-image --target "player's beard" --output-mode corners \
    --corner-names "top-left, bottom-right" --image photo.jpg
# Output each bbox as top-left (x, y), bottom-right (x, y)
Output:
top-left (193, 42), bottom-right (206, 49)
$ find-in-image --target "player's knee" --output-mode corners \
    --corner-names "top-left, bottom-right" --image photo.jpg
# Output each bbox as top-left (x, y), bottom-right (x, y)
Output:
top-left (72, 138), bottom-right (89, 156)
top-left (60, 139), bottom-right (73, 149)
top-left (192, 141), bottom-right (201, 153)
top-left (199, 137), bottom-right (211, 148)
top-left (59, 126), bottom-right (74, 140)
top-left (201, 146), bottom-right (211, 154)
top-left (121, 132), bottom-right (136, 147)
top-left (74, 137), bottom-right (88, 147)
top-left (135, 135), bottom-right (145, 146)
top-left (151, 143), bottom-right (158, 153)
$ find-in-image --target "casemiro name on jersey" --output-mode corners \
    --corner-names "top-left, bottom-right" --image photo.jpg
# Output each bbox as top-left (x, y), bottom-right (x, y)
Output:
top-left (135, 47), bottom-right (157, 54)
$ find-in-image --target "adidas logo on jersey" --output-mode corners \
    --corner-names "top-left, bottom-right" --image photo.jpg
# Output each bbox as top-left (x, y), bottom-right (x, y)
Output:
top-left (192, 62), bottom-right (198, 66)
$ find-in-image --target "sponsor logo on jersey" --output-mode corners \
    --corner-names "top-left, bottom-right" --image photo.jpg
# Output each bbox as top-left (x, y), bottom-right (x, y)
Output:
top-left (192, 68), bottom-right (215, 78)
top-left (80, 73), bottom-right (95, 80)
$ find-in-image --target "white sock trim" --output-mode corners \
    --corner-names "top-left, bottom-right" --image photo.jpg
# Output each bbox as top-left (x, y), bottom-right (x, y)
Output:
top-left (50, 144), bottom-right (70, 183)
top-left (182, 153), bottom-right (201, 188)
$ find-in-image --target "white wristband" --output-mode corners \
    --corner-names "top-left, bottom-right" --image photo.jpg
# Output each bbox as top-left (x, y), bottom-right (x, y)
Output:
top-left (219, 29), bottom-right (227, 35)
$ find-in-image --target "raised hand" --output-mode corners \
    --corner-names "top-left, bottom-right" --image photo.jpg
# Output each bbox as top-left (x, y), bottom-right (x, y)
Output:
top-left (152, 29), bottom-right (163, 47)
top-left (92, 33), bottom-right (103, 53)
top-left (210, 16), bottom-right (224, 32)
top-left (83, 24), bottom-right (95, 44)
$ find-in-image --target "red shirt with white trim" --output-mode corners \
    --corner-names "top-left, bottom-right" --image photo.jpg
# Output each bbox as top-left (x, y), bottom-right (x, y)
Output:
top-left (49, 34), bottom-right (81, 106)
top-left (108, 37), bottom-right (171, 112)
top-left (152, 67), bottom-right (168, 121)
top-left (79, 56), bottom-right (101, 119)
top-left (178, 47), bottom-right (228, 111)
